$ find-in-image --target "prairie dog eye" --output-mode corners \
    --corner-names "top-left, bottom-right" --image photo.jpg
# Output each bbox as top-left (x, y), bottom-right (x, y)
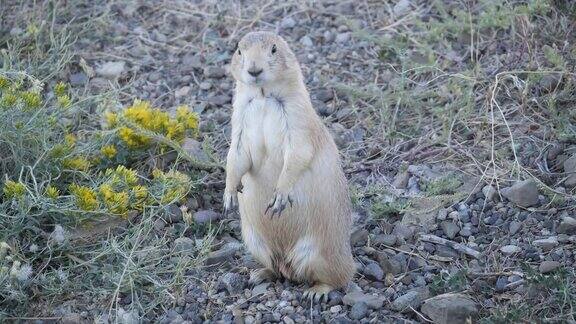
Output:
top-left (237, 48), bottom-right (241, 55)
top-left (271, 44), bottom-right (277, 54)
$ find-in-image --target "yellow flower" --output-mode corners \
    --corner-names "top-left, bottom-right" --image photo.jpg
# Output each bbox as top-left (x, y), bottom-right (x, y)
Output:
top-left (69, 184), bottom-right (98, 211)
top-left (99, 183), bottom-right (115, 201)
top-left (118, 126), bottom-right (149, 148)
top-left (0, 76), bottom-right (9, 89)
top-left (63, 157), bottom-right (90, 171)
top-left (65, 134), bottom-right (76, 147)
top-left (153, 169), bottom-right (191, 204)
top-left (57, 95), bottom-right (71, 108)
top-left (21, 91), bottom-right (42, 109)
top-left (3, 180), bottom-right (26, 199)
top-left (45, 185), bottom-right (60, 199)
top-left (165, 121), bottom-right (185, 142)
top-left (176, 105), bottom-right (199, 130)
top-left (54, 82), bottom-right (67, 97)
top-left (106, 165), bottom-right (139, 187)
top-left (131, 185), bottom-right (148, 210)
top-left (101, 145), bottom-right (117, 158)
top-left (105, 112), bottom-right (118, 128)
top-left (110, 191), bottom-right (129, 216)
top-left (99, 184), bottom-right (129, 216)
top-left (0, 93), bottom-right (17, 108)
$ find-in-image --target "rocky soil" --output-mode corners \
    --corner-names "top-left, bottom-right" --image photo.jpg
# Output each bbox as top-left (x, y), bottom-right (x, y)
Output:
top-left (7, 0), bottom-right (576, 323)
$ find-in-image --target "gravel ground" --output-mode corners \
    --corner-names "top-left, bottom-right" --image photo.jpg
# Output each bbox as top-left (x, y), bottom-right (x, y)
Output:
top-left (7, 0), bottom-right (576, 322)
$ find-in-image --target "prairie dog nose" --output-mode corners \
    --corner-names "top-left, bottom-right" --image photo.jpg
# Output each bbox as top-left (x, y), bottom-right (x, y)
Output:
top-left (248, 68), bottom-right (263, 77)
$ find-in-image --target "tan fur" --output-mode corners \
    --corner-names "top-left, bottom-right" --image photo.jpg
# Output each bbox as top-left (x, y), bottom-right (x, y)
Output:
top-left (223, 31), bottom-right (355, 297)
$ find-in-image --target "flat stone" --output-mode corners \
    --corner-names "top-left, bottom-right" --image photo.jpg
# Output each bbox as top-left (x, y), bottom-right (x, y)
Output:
top-left (342, 292), bottom-right (384, 309)
top-left (500, 245), bottom-right (521, 255)
top-left (533, 237), bottom-right (559, 250)
top-left (421, 293), bottom-right (478, 324)
top-left (563, 154), bottom-right (576, 187)
top-left (96, 61), bottom-right (125, 79)
top-left (203, 66), bottom-right (226, 78)
top-left (251, 282), bottom-right (270, 296)
top-left (509, 221), bottom-right (522, 235)
top-left (539, 260), bottom-right (560, 273)
top-left (219, 272), bottom-right (245, 294)
top-left (557, 216), bottom-right (576, 234)
top-left (193, 210), bottom-right (220, 224)
top-left (440, 221), bottom-right (460, 239)
top-left (391, 287), bottom-right (429, 312)
top-left (349, 302), bottom-right (368, 320)
top-left (363, 262), bottom-right (384, 281)
top-left (501, 180), bottom-right (540, 207)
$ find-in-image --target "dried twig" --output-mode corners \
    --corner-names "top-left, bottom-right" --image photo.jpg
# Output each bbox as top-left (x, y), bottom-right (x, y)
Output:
top-left (418, 234), bottom-right (481, 259)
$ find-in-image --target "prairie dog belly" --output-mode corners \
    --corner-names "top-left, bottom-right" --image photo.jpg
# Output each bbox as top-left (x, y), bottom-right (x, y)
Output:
top-left (238, 95), bottom-right (287, 186)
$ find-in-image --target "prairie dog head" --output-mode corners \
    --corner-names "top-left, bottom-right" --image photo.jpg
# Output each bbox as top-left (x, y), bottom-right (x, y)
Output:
top-left (231, 31), bottom-right (301, 87)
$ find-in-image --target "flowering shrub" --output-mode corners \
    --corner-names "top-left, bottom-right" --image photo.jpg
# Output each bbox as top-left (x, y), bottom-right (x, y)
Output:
top-left (0, 72), bottom-right (207, 313)
top-left (106, 99), bottom-right (199, 148)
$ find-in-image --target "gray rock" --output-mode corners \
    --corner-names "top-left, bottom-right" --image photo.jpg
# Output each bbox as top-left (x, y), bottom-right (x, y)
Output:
top-left (435, 245), bottom-right (460, 259)
top-left (300, 35), bottom-right (313, 47)
top-left (440, 221), bottom-right (460, 239)
top-left (335, 33), bottom-right (351, 44)
top-left (96, 61), bottom-right (126, 79)
top-left (533, 237), bottom-right (559, 250)
top-left (393, 0), bottom-right (412, 16)
top-left (363, 263), bottom-right (384, 281)
top-left (495, 276), bottom-right (508, 292)
top-left (500, 245), bottom-right (521, 255)
top-left (421, 293), bottom-right (478, 324)
top-left (182, 54), bottom-right (203, 69)
top-left (174, 237), bottom-right (194, 253)
top-left (203, 66), bottom-right (226, 78)
top-left (280, 17), bottom-right (296, 29)
top-left (437, 209), bottom-right (448, 221)
top-left (376, 252), bottom-right (403, 275)
top-left (342, 292), bottom-right (384, 309)
top-left (175, 86), bottom-right (190, 98)
top-left (193, 210), bottom-right (220, 224)
top-left (501, 180), bottom-right (539, 207)
top-left (373, 234), bottom-right (397, 246)
top-left (69, 72), bottom-right (88, 85)
top-left (252, 282), bottom-right (270, 296)
top-left (315, 89), bottom-right (334, 102)
top-left (207, 94), bottom-right (231, 106)
top-left (199, 81), bottom-right (212, 90)
top-left (557, 216), bottom-right (576, 234)
top-left (154, 218), bottom-right (166, 231)
top-left (166, 204), bottom-right (183, 223)
top-left (391, 287), bottom-right (429, 312)
top-left (564, 155), bottom-right (576, 187)
top-left (482, 185), bottom-right (497, 201)
top-left (349, 302), bottom-right (368, 320)
top-left (393, 171), bottom-right (410, 189)
top-left (323, 30), bottom-right (335, 43)
top-left (148, 72), bottom-right (162, 82)
top-left (392, 223), bottom-right (415, 241)
top-left (350, 228), bottom-right (369, 246)
top-left (182, 138), bottom-right (210, 162)
top-left (509, 221), bottom-right (522, 235)
top-left (219, 272), bottom-right (245, 294)
top-left (539, 261), bottom-right (560, 273)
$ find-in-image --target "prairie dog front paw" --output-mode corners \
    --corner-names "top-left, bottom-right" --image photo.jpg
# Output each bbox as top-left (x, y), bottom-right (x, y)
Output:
top-left (265, 189), bottom-right (293, 218)
top-left (223, 189), bottom-right (239, 213)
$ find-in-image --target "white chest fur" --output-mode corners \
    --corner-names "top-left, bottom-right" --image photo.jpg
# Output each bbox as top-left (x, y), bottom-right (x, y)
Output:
top-left (233, 90), bottom-right (289, 170)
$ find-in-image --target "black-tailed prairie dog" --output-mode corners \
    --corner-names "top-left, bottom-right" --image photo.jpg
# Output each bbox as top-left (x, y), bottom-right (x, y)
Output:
top-left (223, 31), bottom-right (355, 300)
